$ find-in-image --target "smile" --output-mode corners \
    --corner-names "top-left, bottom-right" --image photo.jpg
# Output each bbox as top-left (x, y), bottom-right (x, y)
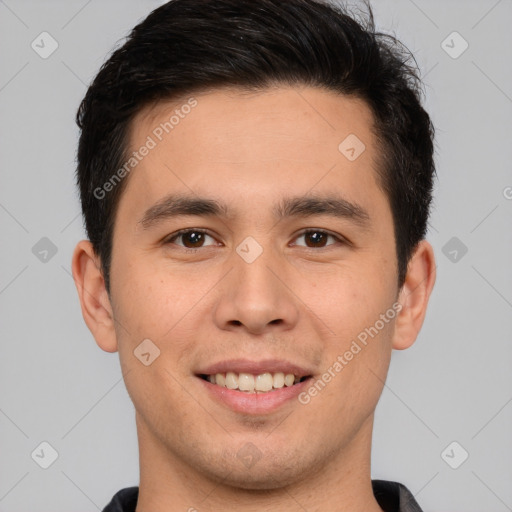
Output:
top-left (199, 372), bottom-right (309, 393)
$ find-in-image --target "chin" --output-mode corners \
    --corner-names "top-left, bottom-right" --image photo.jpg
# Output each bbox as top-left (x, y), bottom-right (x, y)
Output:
top-left (196, 447), bottom-right (312, 491)
top-left (211, 465), bottom-right (300, 491)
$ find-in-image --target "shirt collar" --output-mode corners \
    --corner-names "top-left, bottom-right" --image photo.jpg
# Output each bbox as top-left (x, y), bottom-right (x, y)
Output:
top-left (102, 480), bottom-right (424, 512)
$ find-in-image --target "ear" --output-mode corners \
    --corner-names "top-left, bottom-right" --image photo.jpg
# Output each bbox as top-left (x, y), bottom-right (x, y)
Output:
top-left (71, 240), bottom-right (118, 353)
top-left (392, 239), bottom-right (436, 350)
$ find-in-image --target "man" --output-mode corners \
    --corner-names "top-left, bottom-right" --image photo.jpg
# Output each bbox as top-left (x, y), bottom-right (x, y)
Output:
top-left (71, 0), bottom-right (436, 510)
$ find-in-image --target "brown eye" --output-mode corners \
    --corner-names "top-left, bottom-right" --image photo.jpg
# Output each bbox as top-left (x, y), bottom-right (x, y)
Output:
top-left (294, 230), bottom-right (341, 248)
top-left (166, 229), bottom-right (216, 249)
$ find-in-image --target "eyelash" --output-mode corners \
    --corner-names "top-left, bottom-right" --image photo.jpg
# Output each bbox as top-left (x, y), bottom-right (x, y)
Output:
top-left (163, 228), bottom-right (348, 250)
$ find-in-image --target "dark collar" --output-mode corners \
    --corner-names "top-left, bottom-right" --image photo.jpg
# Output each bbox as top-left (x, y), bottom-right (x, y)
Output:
top-left (102, 479), bottom-right (423, 512)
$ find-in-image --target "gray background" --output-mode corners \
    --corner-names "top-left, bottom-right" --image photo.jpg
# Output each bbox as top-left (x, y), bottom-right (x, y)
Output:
top-left (0, 0), bottom-right (511, 510)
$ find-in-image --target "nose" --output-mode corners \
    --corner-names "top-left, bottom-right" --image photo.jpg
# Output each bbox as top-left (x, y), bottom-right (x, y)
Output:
top-left (212, 242), bottom-right (300, 335)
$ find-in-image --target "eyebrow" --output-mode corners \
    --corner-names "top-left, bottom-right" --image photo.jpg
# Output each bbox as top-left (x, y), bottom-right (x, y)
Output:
top-left (138, 193), bottom-right (371, 230)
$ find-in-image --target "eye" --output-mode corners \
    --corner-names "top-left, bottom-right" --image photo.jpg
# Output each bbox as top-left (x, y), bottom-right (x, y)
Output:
top-left (163, 228), bottom-right (346, 250)
top-left (164, 229), bottom-right (219, 249)
top-left (292, 229), bottom-right (344, 249)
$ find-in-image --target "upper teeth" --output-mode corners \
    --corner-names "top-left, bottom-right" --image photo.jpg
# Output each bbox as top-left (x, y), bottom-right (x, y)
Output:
top-left (206, 372), bottom-right (300, 393)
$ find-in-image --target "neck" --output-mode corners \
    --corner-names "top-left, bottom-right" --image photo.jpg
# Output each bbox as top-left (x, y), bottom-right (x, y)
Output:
top-left (135, 412), bottom-right (383, 512)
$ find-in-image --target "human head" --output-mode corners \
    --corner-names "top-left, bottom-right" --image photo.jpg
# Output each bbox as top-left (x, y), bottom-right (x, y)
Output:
top-left (75, 0), bottom-right (435, 295)
top-left (71, 0), bottom-right (437, 505)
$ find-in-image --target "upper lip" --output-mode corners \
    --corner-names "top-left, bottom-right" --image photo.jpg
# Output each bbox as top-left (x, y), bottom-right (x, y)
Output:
top-left (196, 359), bottom-right (313, 379)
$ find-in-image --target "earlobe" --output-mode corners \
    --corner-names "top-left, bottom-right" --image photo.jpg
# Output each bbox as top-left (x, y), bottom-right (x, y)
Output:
top-left (392, 240), bottom-right (436, 350)
top-left (71, 240), bottom-right (119, 353)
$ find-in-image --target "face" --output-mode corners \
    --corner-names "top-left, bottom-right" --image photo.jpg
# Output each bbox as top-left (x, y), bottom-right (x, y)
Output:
top-left (98, 86), bottom-right (403, 488)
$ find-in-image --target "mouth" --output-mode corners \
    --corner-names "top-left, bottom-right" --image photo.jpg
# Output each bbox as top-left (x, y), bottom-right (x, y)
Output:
top-left (195, 359), bottom-right (314, 414)
top-left (198, 372), bottom-right (311, 393)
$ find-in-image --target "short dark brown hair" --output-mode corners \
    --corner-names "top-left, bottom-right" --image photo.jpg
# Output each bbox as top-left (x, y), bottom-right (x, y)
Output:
top-left (76, 0), bottom-right (436, 293)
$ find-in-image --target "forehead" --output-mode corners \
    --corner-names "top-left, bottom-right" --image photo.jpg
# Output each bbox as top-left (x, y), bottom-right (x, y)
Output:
top-left (120, 86), bottom-right (387, 223)
top-left (132, 86), bottom-right (376, 157)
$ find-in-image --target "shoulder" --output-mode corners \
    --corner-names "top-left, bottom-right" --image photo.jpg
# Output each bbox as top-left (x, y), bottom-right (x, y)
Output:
top-left (101, 486), bottom-right (139, 512)
top-left (372, 479), bottom-right (424, 512)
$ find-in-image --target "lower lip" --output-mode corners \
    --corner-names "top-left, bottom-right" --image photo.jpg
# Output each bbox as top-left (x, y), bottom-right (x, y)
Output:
top-left (197, 376), bottom-right (311, 415)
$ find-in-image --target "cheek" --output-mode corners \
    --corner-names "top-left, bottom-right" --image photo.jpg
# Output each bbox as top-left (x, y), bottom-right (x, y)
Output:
top-left (300, 263), bottom-right (397, 402)
top-left (111, 255), bottom-right (179, 332)
top-left (301, 262), bottom-right (395, 337)
top-left (110, 256), bottom-right (216, 373)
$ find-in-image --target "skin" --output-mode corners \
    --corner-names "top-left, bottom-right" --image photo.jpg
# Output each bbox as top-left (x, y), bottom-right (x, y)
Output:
top-left (72, 85), bottom-right (436, 512)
